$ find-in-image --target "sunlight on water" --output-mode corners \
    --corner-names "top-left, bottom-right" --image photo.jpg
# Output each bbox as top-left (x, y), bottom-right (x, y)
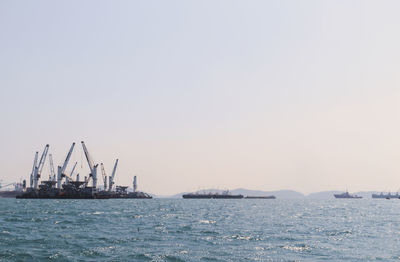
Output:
top-left (0, 199), bottom-right (400, 261)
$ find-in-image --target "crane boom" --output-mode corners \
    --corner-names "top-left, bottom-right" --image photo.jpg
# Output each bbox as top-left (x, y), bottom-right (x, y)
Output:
top-left (100, 163), bottom-right (107, 190)
top-left (34, 144), bottom-right (49, 189)
top-left (108, 159), bottom-right (118, 191)
top-left (62, 162), bottom-right (77, 184)
top-left (85, 164), bottom-right (98, 187)
top-left (70, 162), bottom-right (77, 177)
top-left (30, 152), bottom-right (38, 188)
top-left (36, 144), bottom-right (49, 178)
top-left (81, 141), bottom-right (98, 188)
top-left (111, 159), bottom-right (118, 181)
top-left (57, 143), bottom-right (75, 188)
top-left (49, 154), bottom-right (56, 181)
top-left (32, 152), bottom-right (38, 177)
top-left (81, 141), bottom-right (94, 174)
top-left (61, 143), bottom-right (75, 174)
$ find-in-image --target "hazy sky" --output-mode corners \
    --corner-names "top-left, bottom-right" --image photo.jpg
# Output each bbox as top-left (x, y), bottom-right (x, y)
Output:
top-left (1, 1), bottom-right (400, 195)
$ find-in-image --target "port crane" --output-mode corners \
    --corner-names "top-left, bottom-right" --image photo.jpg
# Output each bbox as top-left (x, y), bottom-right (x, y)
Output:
top-left (69, 162), bottom-right (77, 177)
top-left (81, 141), bottom-right (98, 188)
top-left (108, 159), bottom-right (118, 192)
top-left (100, 163), bottom-right (107, 191)
top-left (100, 159), bottom-right (118, 191)
top-left (33, 144), bottom-right (49, 190)
top-left (30, 152), bottom-right (38, 188)
top-left (65, 162), bottom-right (77, 183)
top-left (57, 143), bottom-right (75, 188)
top-left (49, 154), bottom-right (56, 181)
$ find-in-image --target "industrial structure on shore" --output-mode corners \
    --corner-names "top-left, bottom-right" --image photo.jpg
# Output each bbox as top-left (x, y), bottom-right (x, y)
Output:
top-left (16, 142), bottom-right (152, 199)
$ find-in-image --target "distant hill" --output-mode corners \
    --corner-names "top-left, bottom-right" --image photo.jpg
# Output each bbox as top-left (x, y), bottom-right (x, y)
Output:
top-left (157, 189), bottom-right (394, 199)
top-left (307, 191), bottom-right (343, 199)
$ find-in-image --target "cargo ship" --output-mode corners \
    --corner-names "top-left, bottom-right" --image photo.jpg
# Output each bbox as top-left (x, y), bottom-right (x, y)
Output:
top-left (0, 191), bottom-right (21, 198)
top-left (245, 195), bottom-right (276, 199)
top-left (372, 192), bottom-right (400, 199)
top-left (334, 191), bottom-right (362, 199)
top-left (183, 190), bottom-right (243, 199)
top-left (17, 180), bottom-right (104, 199)
top-left (0, 182), bottom-right (25, 198)
top-left (17, 142), bottom-right (152, 199)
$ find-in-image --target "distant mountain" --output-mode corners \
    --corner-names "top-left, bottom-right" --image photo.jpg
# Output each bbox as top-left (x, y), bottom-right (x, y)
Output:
top-left (307, 191), bottom-right (343, 199)
top-left (156, 189), bottom-right (393, 199)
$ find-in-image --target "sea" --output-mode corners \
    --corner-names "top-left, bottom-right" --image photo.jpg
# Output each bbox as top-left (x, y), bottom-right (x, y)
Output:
top-left (0, 198), bottom-right (400, 261)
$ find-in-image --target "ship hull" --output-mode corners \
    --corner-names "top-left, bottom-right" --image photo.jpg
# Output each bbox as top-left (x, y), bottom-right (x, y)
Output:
top-left (245, 196), bottom-right (276, 199)
top-left (182, 195), bottom-right (213, 199)
top-left (0, 191), bottom-right (22, 198)
top-left (16, 193), bottom-right (106, 199)
top-left (16, 191), bottom-right (153, 199)
top-left (183, 194), bottom-right (243, 199)
top-left (334, 195), bottom-right (362, 199)
top-left (372, 194), bottom-right (400, 199)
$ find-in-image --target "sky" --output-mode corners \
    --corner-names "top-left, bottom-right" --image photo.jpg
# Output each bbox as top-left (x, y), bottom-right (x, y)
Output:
top-left (1, 1), bottom-right (400, 195)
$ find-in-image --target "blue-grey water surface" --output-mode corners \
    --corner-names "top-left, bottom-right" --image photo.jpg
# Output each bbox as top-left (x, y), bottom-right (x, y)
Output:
top-left (1, 199), bottom-right (400, 261)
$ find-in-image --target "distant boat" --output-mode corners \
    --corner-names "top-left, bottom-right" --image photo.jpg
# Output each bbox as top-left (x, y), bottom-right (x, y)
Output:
top-left (372, 192), bottom-right (400, 199)
top-left (334, 191), bottom-right (362, 199)
top-left (0, 182), bottom-right (25, 198)
top-left (245, 196), bottom-right (276, 199)
top-left (0, 190), bottom-right (21, 198)
top-left (182, 190), bottom-right (243, 199)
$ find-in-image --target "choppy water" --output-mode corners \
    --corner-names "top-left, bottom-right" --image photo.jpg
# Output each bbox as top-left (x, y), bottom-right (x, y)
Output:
top-left (1, 199), bottom-right (400, 261)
